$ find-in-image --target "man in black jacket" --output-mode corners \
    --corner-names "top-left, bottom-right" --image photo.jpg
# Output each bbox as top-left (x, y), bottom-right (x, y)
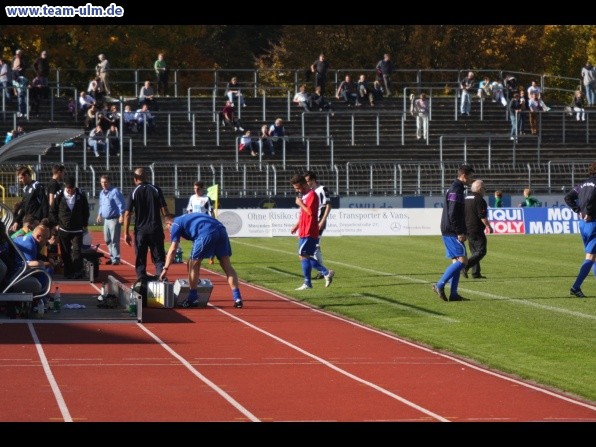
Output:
top-left (12, 166), bottom-right (49, 233)
top-left (50, 176), bottom-right (89, 279)
top-left (463, 180), bottom-right (494, 279)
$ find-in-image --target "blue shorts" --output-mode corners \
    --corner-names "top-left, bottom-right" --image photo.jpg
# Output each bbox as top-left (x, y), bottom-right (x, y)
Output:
top-left (579, 220), bottom-right (596, 254)
top-left (442, 235), bottom-right (467, 259)
top-left (298, 237), bottom-right (319, 257)
top-left (190, 227), bottom-right (232, 260)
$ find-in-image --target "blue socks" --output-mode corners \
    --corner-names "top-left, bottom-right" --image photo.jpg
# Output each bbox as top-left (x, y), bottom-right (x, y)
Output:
top-left (233, 288), bottom-right (242, 302)
top-left (301, 259), bottom-right (313, 286)
top-left (309, 258), bottom-right (327, 277)
top-left (438, 261), bottom-right (465, 291)
top-left (572, 260), bottom-right (594, 290)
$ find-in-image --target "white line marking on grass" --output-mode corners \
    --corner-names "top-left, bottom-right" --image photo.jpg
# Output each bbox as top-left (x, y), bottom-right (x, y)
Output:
top-left (232, 240), bottom-right (596, 321)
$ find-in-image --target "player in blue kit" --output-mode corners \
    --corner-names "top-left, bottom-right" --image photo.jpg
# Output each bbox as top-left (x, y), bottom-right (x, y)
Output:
top-left (159, 213), bottom-right (243, 308)
top-left (564, 161), bottom-right (596, 298)
top-left (432, 164), bottom-right (475, 301)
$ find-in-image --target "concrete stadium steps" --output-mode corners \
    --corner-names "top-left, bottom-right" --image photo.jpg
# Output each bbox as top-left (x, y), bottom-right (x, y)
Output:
top-left (2, 93), bottom-right (594, 195)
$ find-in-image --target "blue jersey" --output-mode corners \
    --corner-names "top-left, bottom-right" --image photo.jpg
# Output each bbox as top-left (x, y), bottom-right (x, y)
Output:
top-left (13, 233), bottom-right (38, 262)
top-left (169, 213), bottom-right (224, 242)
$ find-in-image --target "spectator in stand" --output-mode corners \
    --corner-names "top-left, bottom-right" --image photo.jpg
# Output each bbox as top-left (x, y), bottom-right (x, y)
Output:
top-left (375, 53), bottom-right (393, 96)
top-left (572, 89), bottom-right (586, 121)
top-left (33, 50), bottom-right (50, 88)
top-left (106, 123), bottom-right (120, 156)
top-left (460, 71), bottom-right (475, 116)
top-left (477, 76), bottom-right (491, 100)
top-left (518, 88), bottom-right (528, 135)
top-left (97, 107), bottom-right (111, 132)
top-left (4, 129), bottom-right (15, 145)
top-left (87, 77), bottom-right (100, 101)
top-left (123, 104), bottom-right (138, 133)
top-left (504, 74), bottom-right (517, 100)
top-left (489, 78), bottom-right (507, 106)
top-left (88, 124), bottom-right (106, 158)
top-left (79, 91), bottom-right (96, 114)
top-left (371, 80), bottom-right (385, 104)
top-left (528, 92), bottom-right (543, 135)
top-left (29, 75), bottom-right (45, 117)
top-left (225, 77), bottom-right (246, 108)
top-left (527, 80), bottom-right (541, 99)
top-left (154, 53), bottom-right (168, 97)
top-left (581, 61), bottom-right (596, 107)
top-left (12, 49), bottom-right (26, 80)
top-left (239, 130), bottom-right (258, 157)
top-left (96, 53), bottom-right (110, 96)
top-left (508, 92), bottom-right (522, 141)
top-left (336, 74), bottom-right (359, 107)
top-left (311, 54), bottom-right (329, 96)
top-left (0, 57), bottom-right (12, 100)
top-left (218, 100), bottom-right (244, 132)
top-left (12, 75), bottom-right (28, 118)
top-left (310, 85), bottom-right (334, 113)
top-left (106, 104), bottom-right (121, 128)
top-left (413, 93), bottom-right (430, 141)
top-left (269, 118), bottom-right (286, 155)
top-left (138, 80), bottom-right (156, 109)
top-left (357, 74), bottom-right (374, 106)
top-left (259, 123), bottom-right (274, 156)
top-left (135, 104), bottom-right (156, 134)
top-left (84, 104), bottom-right (98, 130)
top-left (293, 84), bottom-right (311, 112)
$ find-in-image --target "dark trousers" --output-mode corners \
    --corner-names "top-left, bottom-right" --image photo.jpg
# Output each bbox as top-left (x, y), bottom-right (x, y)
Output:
top-left (315, 73), bottom-right (327, 95)
top-left (467, 232), bottom-right (487, 277)
top-left (58, 231), bottom-right (84, 277)
top-left (156, 71), bottom-right (168, 96)
top-left (134, 231), bottom-right (165, 279)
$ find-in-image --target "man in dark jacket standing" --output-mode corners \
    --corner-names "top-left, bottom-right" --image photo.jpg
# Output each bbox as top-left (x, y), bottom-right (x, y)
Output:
top-left (432, 164), bottom-right (475, 301)
top-left (376, 53), bottom-right (393, 96)
top-left (463, 180), bottom-right (494, 279)
top-left (12, 166), bottom-right (49, 233)
top-left (123, 167), bottom-right (169, 281)
top-left (50, 176), bottom-right (90, 279)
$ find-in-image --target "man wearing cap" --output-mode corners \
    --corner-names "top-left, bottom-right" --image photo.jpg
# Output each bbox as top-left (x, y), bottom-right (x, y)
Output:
top-left (432, 164), bottom-right (475, 302)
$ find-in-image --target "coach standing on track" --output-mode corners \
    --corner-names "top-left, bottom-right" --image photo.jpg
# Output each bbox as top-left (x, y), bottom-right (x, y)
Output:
top-left (123, 167), bottom-right (169, 281)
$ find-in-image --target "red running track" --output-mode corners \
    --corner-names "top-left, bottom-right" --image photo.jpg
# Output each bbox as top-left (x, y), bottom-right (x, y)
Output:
top-left (0, 232), bottom-right (594, 423)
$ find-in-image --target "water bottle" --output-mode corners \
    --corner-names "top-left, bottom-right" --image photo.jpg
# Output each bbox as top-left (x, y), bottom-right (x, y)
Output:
top-left (37, 298), bottom-right (45, 319)
top-left (175, 247), bottom-right (183, 263)
top-left (53, 286), bottom-right (61, 313)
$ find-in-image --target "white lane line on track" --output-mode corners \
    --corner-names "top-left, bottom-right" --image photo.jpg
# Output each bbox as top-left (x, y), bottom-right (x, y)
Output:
top-left (28, 323), bottom-right (73, 422)
top-left (136, 323), bottom-right (261, 422)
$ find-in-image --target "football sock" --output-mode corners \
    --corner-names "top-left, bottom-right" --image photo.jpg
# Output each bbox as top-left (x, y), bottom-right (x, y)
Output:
top-left (301, 259), bottom-right (312, 285)
top-left (438, 261), bottom-right (464, 289)
top-left (573, 260), bottom-right (594, 290)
